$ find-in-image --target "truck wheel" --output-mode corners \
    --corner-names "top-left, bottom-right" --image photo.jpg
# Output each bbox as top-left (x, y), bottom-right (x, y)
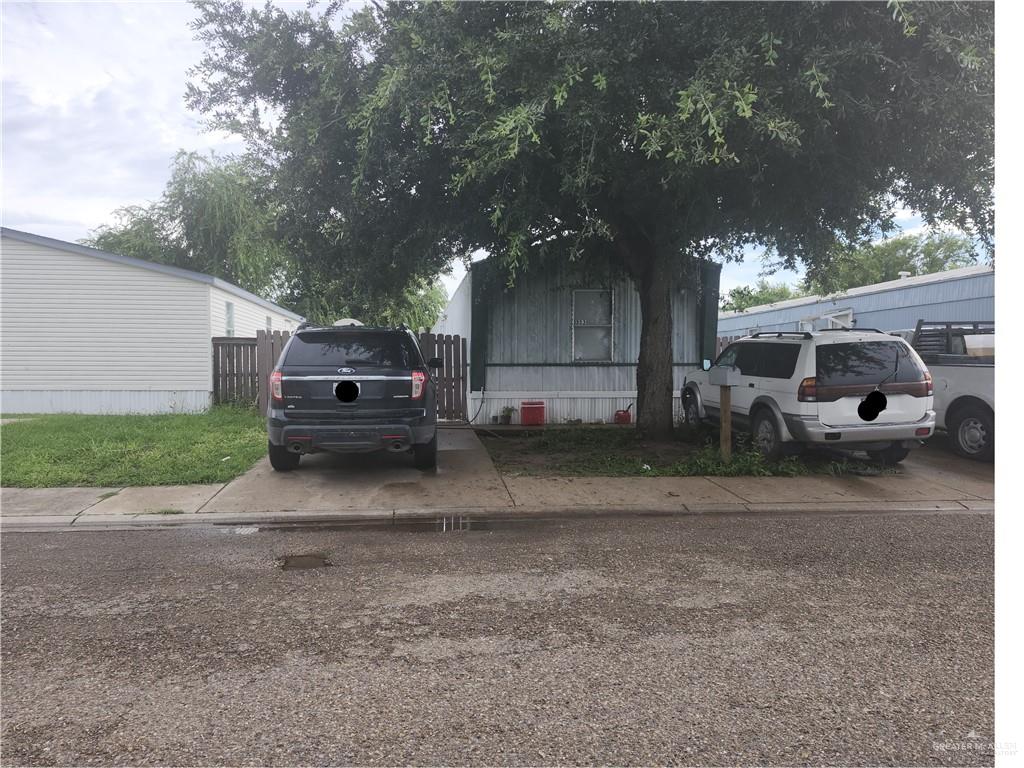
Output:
top-left (868, 443), bottom-right (911, 465)
top-left (268, 441), bottom-right (300, 472)
top-left (949, 404), bottom-right (994, 461)
top-left (751, 410), bottom-right (783, 462)
top-left (413, 434), bottom-right (438, 470)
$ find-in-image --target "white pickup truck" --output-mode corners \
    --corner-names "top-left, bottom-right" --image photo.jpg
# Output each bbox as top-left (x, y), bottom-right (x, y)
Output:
top-left (893, 321), bottom-right (994, 460)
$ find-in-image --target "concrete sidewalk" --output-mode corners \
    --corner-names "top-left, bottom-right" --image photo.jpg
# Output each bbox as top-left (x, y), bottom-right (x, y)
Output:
top-left (0, 429), bottom-right (994, 530)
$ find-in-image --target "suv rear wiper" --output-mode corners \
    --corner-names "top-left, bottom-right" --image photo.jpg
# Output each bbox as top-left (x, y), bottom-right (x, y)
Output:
top-left (859, 345), bottom-right (900, 422)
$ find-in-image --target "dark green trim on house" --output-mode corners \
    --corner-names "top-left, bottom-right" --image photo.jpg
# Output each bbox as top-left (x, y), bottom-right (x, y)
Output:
top-left (470, 263), bottom-right (489, 391)
top-left (698, 261), bottom-right (722, 362)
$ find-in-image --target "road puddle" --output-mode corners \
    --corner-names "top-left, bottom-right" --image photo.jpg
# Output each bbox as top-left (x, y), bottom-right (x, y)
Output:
top-left (278, 554), bottom-right (333, 569)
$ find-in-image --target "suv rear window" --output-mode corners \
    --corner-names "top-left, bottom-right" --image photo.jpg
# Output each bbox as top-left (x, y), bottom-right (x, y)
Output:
top-left (815, 341), bottom-right (926, 386)
top-left (284, 331), bottom-right (419, 368)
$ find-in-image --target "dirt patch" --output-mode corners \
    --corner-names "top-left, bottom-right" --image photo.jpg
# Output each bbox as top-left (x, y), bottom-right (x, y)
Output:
top-left (477, 427), bottom-right (704, 477)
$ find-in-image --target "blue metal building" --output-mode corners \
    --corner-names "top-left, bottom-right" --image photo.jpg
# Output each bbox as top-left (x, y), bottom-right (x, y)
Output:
top-left (717, 265), bottom-right (993, 351)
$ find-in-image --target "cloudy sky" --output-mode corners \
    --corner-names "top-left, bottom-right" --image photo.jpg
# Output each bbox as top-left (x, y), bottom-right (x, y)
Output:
top-left (2, 1), bottom-right (928, 300)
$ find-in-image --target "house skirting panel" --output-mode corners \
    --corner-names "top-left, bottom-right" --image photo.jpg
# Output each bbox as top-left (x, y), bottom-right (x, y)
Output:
top-left (468, 390), bottom-right (685, 426)
top-left (0, 389), bottom-right (212, 415)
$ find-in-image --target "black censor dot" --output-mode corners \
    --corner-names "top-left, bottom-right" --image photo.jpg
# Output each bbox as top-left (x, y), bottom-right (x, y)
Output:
top-left (336, 381), bottom-right (359, 403)
top-left (858, 389), bottom-right (887, 422)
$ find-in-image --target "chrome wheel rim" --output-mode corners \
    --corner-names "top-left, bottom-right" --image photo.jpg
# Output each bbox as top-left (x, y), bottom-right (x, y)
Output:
top-left (958, 417), bottom-right (988, 454)
top-left (755, 419), bottom-right (776, 453)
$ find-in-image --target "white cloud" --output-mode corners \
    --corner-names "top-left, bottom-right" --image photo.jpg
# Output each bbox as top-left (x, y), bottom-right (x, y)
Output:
top-left (1, 2), bottom-right (246, 241)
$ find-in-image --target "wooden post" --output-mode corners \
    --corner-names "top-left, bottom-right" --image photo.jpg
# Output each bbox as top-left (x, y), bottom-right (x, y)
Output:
top-left (720, 385), bottom-right (732, 463)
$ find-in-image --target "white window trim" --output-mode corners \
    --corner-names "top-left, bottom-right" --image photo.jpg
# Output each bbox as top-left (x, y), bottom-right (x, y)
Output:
top-left (571, 289), bottom-right (614, 362)
top-left (225, 301), bottom-right (235, 337)
top-left (825, 309), bottom-right (854, 329)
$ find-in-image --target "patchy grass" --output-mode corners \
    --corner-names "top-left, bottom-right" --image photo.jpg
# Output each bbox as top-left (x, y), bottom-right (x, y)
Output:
top-left (140, 508), bottom-right (186, 515)
top-left (477, 426), bottom-right (894, 478)
top-left (0, 406), bottom-right (266, 487)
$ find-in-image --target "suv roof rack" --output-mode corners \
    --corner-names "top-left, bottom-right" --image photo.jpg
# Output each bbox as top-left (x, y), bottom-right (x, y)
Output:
top-left (749, 331), bottom-right (813, 339)
top-left (818, 327), bottom-right (885, 335)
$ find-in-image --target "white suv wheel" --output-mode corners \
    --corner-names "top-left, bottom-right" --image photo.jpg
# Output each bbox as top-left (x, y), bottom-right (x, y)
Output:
top-left (752, 411), bottom-right (782, 461)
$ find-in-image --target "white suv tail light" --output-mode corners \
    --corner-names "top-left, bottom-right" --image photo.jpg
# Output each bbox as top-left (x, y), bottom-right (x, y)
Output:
top-left (797, 377), bottom-right (817, 402)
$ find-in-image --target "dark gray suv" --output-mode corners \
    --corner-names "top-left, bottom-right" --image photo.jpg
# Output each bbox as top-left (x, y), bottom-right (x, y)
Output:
top-left (266, 325), bottom-right (440, 471)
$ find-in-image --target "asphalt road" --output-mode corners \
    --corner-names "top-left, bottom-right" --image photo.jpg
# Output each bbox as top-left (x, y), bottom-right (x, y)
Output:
top-left (1, 511), bottom-right (993, 766)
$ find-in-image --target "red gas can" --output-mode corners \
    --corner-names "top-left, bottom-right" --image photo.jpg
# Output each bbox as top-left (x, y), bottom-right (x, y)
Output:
top-left (520, 400), bottom-right (546, 426)
top-left (613, 403), bottom-right (633, 424)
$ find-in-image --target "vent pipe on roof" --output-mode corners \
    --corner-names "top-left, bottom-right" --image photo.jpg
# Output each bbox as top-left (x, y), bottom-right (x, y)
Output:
top-left (897, 271), bottom-right (912, 280)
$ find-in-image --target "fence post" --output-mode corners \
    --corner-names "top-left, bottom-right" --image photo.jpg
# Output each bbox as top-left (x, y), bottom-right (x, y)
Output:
top-left (256, 330), bottom-right (268, 414)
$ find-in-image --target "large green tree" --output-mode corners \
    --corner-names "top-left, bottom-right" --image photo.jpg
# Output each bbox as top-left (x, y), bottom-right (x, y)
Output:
top-left (86, 150), bottom-right (449, 328)
top-left (721, 279), bottom-right (805, 312)
top-left (189, 1), bottom-right (993, 437)
top-left (801, 231), bottom-right (981, 294)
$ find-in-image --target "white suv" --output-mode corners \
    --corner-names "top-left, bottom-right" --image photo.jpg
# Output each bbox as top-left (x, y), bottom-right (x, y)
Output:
top-left (682, 329), bottom-right (935, 464)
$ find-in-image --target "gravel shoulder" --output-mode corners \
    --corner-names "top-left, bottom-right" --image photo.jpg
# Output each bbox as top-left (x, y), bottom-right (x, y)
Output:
top-left (1, 513), bottom-right (994, 766)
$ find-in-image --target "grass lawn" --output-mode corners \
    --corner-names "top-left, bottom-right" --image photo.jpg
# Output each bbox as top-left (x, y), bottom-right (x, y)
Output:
top-left (0, 406), bottom-right (267, 487)
top-left (477, 426), bottom-right (892, 478)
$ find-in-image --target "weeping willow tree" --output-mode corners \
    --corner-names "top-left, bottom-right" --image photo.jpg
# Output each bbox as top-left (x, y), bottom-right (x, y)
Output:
top-left (84, 150), bottom-right (288, 299)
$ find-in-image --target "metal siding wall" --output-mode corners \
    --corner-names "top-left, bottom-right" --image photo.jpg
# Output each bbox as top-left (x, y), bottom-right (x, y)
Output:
top-left (481, 365), bottom-right (698, 392)
top-left (718, 272), bottom-right (994, 335)
top-left (481, 262), bottom-right (700, 390)
top-left (0, 389), bottom-right (211, 414)
top-left (470, 391), bottom-right (689, 425)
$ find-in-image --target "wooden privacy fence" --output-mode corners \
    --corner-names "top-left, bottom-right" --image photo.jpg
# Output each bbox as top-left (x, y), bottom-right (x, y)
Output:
top-left (212, 337), bottom-right (258, 406)
top-left (212, 330), bottom-right (290, 410)
top-left (419, 332), bottom-right (468, 421)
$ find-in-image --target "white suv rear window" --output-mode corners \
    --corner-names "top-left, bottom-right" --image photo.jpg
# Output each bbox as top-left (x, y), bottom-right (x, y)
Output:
top-left (815, 341), bottom-right (926, 386)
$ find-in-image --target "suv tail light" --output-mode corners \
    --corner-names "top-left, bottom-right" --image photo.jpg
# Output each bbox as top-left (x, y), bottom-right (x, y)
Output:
top-left (411, 370), bottom-right (426, 400)
top-left (924, 370), bottom-right (933, 396)
top-left (797, 377), bottom-right (817, 402)
top-left (270, 370), bottom-right (283, 402)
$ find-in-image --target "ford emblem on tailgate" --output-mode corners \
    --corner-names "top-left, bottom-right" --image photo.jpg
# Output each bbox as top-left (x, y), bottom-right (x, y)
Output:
top-left (337, 367), bottom-right (356, 374)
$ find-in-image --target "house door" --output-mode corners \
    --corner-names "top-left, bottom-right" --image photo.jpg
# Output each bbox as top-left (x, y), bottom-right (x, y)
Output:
top-left (418, 332), bottom-right (468, 421)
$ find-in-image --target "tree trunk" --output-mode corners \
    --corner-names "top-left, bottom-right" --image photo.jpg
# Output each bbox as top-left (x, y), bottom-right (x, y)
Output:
top-left (634, 249), bottom-right (675, 440)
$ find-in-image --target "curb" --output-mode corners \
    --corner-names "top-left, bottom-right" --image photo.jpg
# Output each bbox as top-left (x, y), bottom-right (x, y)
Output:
top-left (0, 499), bottom-right (992, 532)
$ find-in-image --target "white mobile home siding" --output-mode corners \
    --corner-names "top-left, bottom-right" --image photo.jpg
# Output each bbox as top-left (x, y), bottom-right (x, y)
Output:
top-left (432, 272), bottom-right (472, 339)
top-left (1, 236), bottom-right (212, 413)
top-left (209, 286), bottom-right (298, 337)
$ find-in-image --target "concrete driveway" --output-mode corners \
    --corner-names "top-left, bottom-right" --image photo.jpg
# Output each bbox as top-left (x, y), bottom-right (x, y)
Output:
top-left (201, 427), bottom-right (515, 515)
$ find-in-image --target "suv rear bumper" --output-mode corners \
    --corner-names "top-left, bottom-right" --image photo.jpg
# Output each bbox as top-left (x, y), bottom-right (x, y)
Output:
top-left (783, 410), bottom-right (936, 446)
top-left (268, 410), bottom-right (435, 453)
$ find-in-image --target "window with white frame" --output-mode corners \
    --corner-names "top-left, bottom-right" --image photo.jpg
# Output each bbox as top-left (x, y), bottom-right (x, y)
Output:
top-left (825, 309), bottom-right (853, 329)
top-left (572, 289), bottom-right (613, 362)
top-left (225, 301), bottom-right (235, 337)
top-left (266, 315), bottom-right (273, 332)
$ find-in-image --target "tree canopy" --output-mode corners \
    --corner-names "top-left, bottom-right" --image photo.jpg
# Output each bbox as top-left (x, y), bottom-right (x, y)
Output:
top-left (800, 231), bottom-right (981, 294)
top-left (188, 0), bottom-right (994, 437)
top-left (721, 279), bottom-right (806, 312)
